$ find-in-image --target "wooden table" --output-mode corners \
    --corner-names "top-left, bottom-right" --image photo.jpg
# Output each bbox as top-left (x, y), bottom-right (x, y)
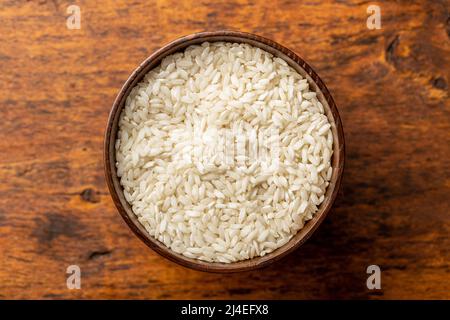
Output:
top-left (0, 0), bottom-right (448, 299)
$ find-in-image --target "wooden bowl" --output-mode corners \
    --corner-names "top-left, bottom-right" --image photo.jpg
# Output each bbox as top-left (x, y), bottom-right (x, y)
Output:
top-left (104, 31), bottom-right (345, 273)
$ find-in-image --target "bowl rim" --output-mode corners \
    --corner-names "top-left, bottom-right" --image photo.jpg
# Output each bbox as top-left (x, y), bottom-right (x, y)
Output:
top-left (104, 30), bottom-right (345, 273)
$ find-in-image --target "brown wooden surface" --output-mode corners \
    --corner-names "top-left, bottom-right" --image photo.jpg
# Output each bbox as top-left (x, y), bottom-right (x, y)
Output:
top-left (0, 0), bottom-right (449, 299)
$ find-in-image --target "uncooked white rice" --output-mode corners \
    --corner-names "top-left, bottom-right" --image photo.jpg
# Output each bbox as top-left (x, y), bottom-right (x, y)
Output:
top-left (116, 42), bottom-right (333, 263)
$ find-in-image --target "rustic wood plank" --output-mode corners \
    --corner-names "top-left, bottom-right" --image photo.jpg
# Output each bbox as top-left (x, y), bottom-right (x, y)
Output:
top-left (0, 0), bottom-right (448, 299)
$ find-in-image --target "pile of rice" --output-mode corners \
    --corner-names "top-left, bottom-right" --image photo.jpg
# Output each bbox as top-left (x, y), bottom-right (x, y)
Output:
top-left (116, 42), bottom-right (333, 263)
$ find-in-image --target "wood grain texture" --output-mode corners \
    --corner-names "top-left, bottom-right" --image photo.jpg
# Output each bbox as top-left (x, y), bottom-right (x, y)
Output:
top-left (0, 0), bottom-right (449, 299)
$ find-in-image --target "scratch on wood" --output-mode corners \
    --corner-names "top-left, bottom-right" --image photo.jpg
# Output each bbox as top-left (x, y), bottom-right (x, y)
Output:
top-left (88, 250), bottom-right (112, 260)
top-left (386, 35), bottom-right (400, 65)
top-left (80, 188), bottom-right (101, 203)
